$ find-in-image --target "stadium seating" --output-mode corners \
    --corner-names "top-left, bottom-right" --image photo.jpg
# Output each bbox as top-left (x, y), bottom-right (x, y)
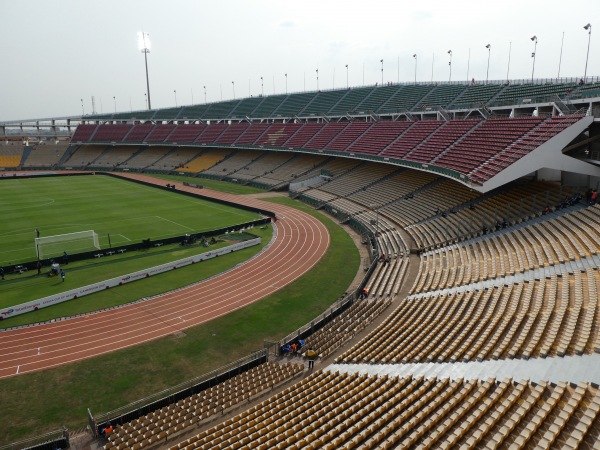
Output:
top-left (91, 124), bottom-right (132, 142)
top-left (226, 152), bottom-right (294, 182)
top-left (404, 119), bottom-right (480, 163)
top-left (0, 146), bottom-right (25, 167)
top-left (380, 120), bottom-right (444, 159)
top-left (176, 149), bottom-right (230, 173)
top-left (249, 154), bottom-right (328, 188)
top-left (201, 150), bottom-right (264, 177)
top-left (71, 124), bottom-right (98, 142)
top-left (233, 123), bottom-right (270, 145)
top-left (146, 148), bottom-right (203, 171)
top-left (255, 123), bottom-right (303, 147)
top-left (63, 145), bottom-right (107, 167)
top-left (213, 122), bottom-right (249, 145)
top-left (123, 123), bottom-right (154, 142)
top-left (305, 122), bottom-right (349, 150)
top-left (91, 146), bottom-right (140, 168)
top-left (104, 362), bottom-right (303, 450)
top-left (164, 372), bottom-right (599, 449)
top-left (82, 113), bottom-right (586, 185)
top-left (325, 121), bottom-right (373, 152)
top-left (345, 120), bottom-right (412, 155)
top-left (22, 143), bottom-right (70, 167)
top-left (144, 124), bottom-right (177, 143)
top-left (166, 124), bottom-right (206, 143)
top-left (125, 147), bottom-right (174, 170)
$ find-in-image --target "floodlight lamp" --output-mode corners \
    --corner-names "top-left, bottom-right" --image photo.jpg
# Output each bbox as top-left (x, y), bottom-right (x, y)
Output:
top-left (485, 44), bottom-right (491, 49)
top-left (380, 59), bottom-right (383, 63)
top-left (531, 35), bottom-right (537, 42)
top-left (448, 50), bottom-right (452, 55)
top-left (531, 52), bottom-right (535, 57)
top-left (137, 32), bottom-right (151, 53)
top-left (584, 23), bottom-right (591, 30)
top-left (413, 54), bottom-right (417, 58)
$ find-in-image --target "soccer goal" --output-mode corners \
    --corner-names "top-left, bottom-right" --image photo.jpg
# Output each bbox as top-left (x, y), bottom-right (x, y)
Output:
top-left (35, 230), bottom-right (100, 260)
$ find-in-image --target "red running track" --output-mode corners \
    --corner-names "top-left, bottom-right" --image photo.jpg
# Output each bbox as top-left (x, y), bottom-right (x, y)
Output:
top-left (0, 173), bottom-right (330, 379)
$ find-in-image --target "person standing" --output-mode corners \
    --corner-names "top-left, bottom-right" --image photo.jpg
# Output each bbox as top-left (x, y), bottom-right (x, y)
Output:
top-left (306, 347), bottom-right (317, 370)
top-left (37, 260), bottom-right (42, 275)
top-left (35, 228), bottom-right (40, 238)
top-left (60, 269), bottom-right (65, 282)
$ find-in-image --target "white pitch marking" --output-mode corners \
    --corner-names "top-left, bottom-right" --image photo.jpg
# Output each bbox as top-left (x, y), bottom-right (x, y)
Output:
top-left (156, 216), bottom-right (195, 231)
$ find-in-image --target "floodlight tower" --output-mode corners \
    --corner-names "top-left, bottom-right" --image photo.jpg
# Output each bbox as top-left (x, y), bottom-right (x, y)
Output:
top-left (530, 36), bottom-right (538, 82)
top-left (583, 23), bottom-right (592, 82)
top-left (448, 50), bottom-right (452, 82)
top-left (485, 44), bottom-right (491, 84)
top-left (138, 32), bottom-right (152, 110)
top-left (413, 54), bottom-right (417, 83)
top-left (345, 64), bottom-right (349, 88)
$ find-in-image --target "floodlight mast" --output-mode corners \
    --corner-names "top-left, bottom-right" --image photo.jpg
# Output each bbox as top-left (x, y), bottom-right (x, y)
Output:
top-left (138, 32), bottom-right (152, 110)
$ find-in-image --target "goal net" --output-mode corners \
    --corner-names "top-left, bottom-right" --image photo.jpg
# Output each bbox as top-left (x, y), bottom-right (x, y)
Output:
top-left (35, 230), bottom-right (100, 260)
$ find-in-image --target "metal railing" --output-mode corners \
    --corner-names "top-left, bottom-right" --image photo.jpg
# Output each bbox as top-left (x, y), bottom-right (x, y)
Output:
top-left (0, 428), bottom-right (68, 450)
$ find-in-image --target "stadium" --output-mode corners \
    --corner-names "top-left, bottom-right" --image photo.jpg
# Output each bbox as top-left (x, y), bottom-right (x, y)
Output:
top-left (1, 3), bottom-right (600, 450)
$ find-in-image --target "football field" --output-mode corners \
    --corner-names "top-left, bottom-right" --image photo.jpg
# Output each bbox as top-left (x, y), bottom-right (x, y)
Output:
top-left (0, 175), bottom-right (261, 265)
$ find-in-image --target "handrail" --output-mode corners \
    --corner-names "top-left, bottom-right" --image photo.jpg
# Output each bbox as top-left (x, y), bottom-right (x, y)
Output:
top-left (0, 428), bottom-right (68, 450)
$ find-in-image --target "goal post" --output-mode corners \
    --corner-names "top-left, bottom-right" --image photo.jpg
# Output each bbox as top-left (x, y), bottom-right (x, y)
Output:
top-left (35, 230), bottom-right (100, 260)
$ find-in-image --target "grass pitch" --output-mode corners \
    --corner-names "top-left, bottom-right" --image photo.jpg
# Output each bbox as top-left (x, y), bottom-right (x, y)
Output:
top-left (0, 175), bottom-right (261, 265)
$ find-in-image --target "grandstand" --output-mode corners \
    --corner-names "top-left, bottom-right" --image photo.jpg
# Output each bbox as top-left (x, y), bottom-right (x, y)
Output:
top-left (2, 76), bottom-right (600, 449)
top-left (68, 111), bottom-right (598, 191)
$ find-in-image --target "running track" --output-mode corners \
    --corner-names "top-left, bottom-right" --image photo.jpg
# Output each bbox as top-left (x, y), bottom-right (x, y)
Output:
top-left (0, 173), bottom-right (330, 379)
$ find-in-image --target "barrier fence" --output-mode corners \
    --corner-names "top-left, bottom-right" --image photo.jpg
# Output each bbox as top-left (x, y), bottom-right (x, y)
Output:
top-left (0, 428), bottom-right (69, 450)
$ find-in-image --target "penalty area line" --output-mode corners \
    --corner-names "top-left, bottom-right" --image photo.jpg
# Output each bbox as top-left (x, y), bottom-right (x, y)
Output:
top-left (155, 216), bottom-right (195, 232)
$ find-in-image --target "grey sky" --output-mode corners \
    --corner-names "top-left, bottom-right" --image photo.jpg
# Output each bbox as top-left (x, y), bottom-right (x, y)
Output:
top-left (0, 0), bottom-right (597, 121)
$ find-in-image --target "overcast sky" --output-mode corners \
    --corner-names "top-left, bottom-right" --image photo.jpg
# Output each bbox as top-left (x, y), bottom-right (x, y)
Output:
top-left (0, 0), bottom-right (597, 122)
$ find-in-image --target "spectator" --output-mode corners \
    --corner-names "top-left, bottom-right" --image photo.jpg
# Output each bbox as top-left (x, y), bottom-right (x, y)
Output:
top-left (306, 347), bottom-right (317, 370)
top-left (60, 269), bottom-right (65, 282)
